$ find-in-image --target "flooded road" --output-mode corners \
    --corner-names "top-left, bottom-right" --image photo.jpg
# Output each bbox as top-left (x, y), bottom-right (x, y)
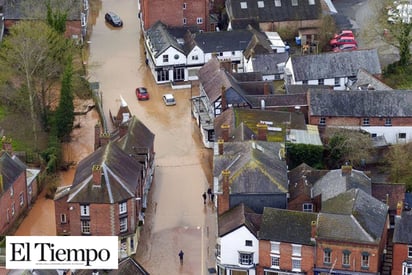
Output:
top-left (13, 0), bottom-right (216, 274)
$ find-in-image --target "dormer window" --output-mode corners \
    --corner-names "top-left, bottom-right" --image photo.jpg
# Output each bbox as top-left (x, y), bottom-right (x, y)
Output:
top-left (292, 0), bottom-right (298, 6)
top-left (80, 204), bottom-right (90, 216)
top-left (258, 1), bottom-right (264, 8)
top-left (274, 0), bottom-right (281, 7)
top-left (240, 2), bottom-right (247, 9)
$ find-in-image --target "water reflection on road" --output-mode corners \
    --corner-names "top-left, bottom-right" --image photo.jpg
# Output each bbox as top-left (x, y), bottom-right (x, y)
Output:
top-left (14, 0), bottom-right (214, 273)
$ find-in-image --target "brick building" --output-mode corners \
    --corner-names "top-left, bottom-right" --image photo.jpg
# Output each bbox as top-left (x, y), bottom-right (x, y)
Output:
top-left (139, 0), bottom-right (209, 31)
top-left (392, 204), bottom-right (412, 275)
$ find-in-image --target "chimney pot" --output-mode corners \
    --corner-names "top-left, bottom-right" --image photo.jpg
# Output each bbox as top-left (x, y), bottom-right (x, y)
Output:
top-left (311, 220), bottom-right (317, 240)
top-left (341, 165), bottom-right (352, 176)
top-left (396, 201), bottom-right (403, 216)
top-left (256, 123), bottom-right (268, 141)
top-left (218, 138), bottom-right (224, 155)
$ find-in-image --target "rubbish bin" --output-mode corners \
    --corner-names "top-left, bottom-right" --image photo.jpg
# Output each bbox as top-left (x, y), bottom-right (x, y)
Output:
top-left (295, 36), bottom-right (301, 46)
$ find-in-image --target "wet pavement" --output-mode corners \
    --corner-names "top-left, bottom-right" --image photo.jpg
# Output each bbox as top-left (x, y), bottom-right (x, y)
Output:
top-left (10, 0), bottom-right (217, 274)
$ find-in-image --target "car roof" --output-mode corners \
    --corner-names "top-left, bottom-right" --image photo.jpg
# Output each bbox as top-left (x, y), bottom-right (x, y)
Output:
top-left (164, 94), bottom-right (174, 99)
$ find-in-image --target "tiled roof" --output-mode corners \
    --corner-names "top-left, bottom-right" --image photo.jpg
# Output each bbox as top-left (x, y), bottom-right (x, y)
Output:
top-left (116, 116), bottom-right (155, 153)
top-left (259, 207), bottom-right (317, 245)
top-left (0, 151), bottom-right (25, 196)
top-left (218, 203), bottom-right (261, 237)
top-left (393, 210), bottom-right (412, 244)
top-left (146, 21), bottom-right (185, 58)
top-left (319, 188), bottom-right (388, 243)
top-left (244, 93), bottom-right (307, 109)
top-left (291, 49), bottom-right (381, 81)
top-left (309, 89), bottom-right (412, 117)
top-left (194, 29), bottom-right (253, 53)
top-left (288, 163), bottom-right (328, 201)
top-left (213, 140), bottom-right (288, 194)
top-left (68, 142), bottom-right (142, 203)
top-left (226, 0), bottom-right (321, 22)
top-left (249, 53), bottom-right (289, 75)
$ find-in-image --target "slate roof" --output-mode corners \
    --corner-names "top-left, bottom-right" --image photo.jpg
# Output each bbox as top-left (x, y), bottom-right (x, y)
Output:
top-left (194, 29), bottom-right (253, 53)
top-left (146, 21), bottom-right (185, 58)
top-left (218, 203), bottom-right (261, 237)
top-left (308, 89), bottom-right (412, 117)
top-left (0, 151), bottom-right (25, 196)
top-left (249, 53), bottom-right (289, 75)
top-left (285, 84), bottom-right (331, 95)
top-left (393, 210), bottom-right (412, 244)
top-left (348, 68), bottom-right (393, 91)
top-left (226, 0), bottom-right (322, 22)
top-left (244, 93), bottom-right (307, 109)
top-left (318, 188), bottom-right (388, 244)
top-left (3, 0), bottom-right (83, 20)
top-left (291, 49), bottom-right (381, 81)
top-left (68, 142), bottom-right (142, 203)
top-left (74, 256), bottom-right (150, 275)
top-left (259, 207), bottom-right (317, 245)
top-left (312, 168), bottom-right (371, 202)
top-left (214, 140), bottom-right (288, 194)
top-left (116, 116), bottom-right (155, 153)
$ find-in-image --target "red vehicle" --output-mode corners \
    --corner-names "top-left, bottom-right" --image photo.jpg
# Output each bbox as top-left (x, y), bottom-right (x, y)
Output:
top-left (332, 43), bottom-right (358, 52)
top-left (334, 30), bottom-right (354, 39)
top-left (135, 87), bottom-right (149, 100)
top-left (329, 36), bottom-right (358, 48)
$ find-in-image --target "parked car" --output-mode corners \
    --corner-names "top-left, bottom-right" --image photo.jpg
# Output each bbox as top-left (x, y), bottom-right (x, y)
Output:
top-left (136, 87), bottom-right (149, 100)
top-left (105, 12), bottom-right (123, 27)
top-left (162, 94), bottom-right (176, 106)
top-left (329, 36), bottom-right (358, 48)
top-left (332, 43), bottom-right (358, 52)
top-left (333, 30), bottom-right (354, 39)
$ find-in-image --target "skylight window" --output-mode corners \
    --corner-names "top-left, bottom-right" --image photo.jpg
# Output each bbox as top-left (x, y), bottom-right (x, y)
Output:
top-left (292, 0), bottom-right (298, 6)
top-left (240, 2), bottom-right (247, 9)
top-left (274, 0), bottom-right (281, 7)
top-left (258, 1), bottom-right (264, 8)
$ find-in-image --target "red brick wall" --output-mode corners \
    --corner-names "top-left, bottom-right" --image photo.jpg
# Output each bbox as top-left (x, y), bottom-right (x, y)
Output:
top-left (315, 241), bottom-right (381, 273)
top-left (142, 0), bottom-right (207, 31)
top-left (0, 172), bottom-right (27, 235)
top-left (55, 196), bottom-right (70, 235)
top-left (392, 243), bottom-right (408, 275)
top-left (309, 115), bottom-right (412, 127)
top-left (258, 240), bottom-right (315, 275)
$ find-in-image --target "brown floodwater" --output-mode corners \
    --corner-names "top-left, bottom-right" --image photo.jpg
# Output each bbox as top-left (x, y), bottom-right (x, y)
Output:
top-left (13, 0), bottom-right (215, 274)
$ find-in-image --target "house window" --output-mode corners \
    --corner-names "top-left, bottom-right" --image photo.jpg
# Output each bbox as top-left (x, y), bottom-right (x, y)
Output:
top-left (309, 0), bottom-right (315, 4)
top-left (163, 55), bottom-right (169, 63)
top-left (361, 252), bottom-right (369, 269)
top-left (183, 18), bottom-right (187, 25)
top-left (343, 250), bottom-right (351, 267)
top-left (362, 118), bottom-right (370, 126)
top-left (371, 133), bottom-right (377, 138)
top-left (10, 186), bottom-right (14, 197)
top-left (240, 2), bottom-right (247, 9)
top-left (324, 248), bottom-right (332, 264)
top-left (131, 238), bottom-right (134, 250)
top-left (232, 51), bottom-right (236, 55)
top-left (292, 244), bottom-right (301, 256)
top-left (334, 77), bottom-right (340, 87)
top-left (302, 80), bottom-right (308, 84)
top-left (174, 54), bottom-right (179, 60)
top-left (319, 117), bottom-right (326, 125)
top-left (399, 133), bottom-right (406, 139)
top-left (183, 2), bottom-right (186, 9)
top-left (80, 204), bottom-right (90, 216)
top-left (120, 217), bottom-right (128, 232)
top-left (245, 240), bottom-right (253, 246)
top-left (192, 55), bottom-right (198, 60)
top-left (258, 1), bottom-right (264, 7)
top-left (318, 78), bottom-right (324, 85)
top-left (81, 220), bottom-right (90, 234)
top-left (385, 118), bottom-right (392, 126)
top-left (19, 193), bottom-right (24, 206)
top-left (119, 202), bottom-right (127, 214)
top-left (303, 203), bottom-right (313, 212)
top-left (274, 0), bottom-right (281, 7)
top-left (271, 242), bottom-right (280, 253)
top-left (60, 214), bottom-right (67, 224)
top-left (292, 0), bottom-right (298, 6)
top-left (271, 256), bottom-right (280, 268)
top-left (219, 52), bottom-right (224, 56)
top-left (197, 17), bottom-right (203, 24)
top-left (408, 246), bottom-right (412, 258)
top-left (239, 252), bottom-right (253, 265)
top-left (28, 185), bottom-right (32, 195)
top-left (292, 258), bottom-right (301, 271)
top-left (216, 244), bottom-right (221, 258)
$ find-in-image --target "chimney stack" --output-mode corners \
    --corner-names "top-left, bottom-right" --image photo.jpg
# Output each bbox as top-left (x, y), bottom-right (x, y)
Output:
top-left (263, 82), bottom-right (270, 95)
top-left (221, 124), bottom-right (230, 142)
top-left (221, 86), bottom-right (227, 112)
top-left (94, 122), bottom-right (101, 150)
top-left (100, 132), bottom-right (111, 147)
top-left (119, 123), bottom-right (128, 138)
top-left (218, 170), bottom-right (231, 215)
top-left (341, 165), bottom-right (352, 176)
top-left (257, 123), bottom-right (268, 141)
top-left (311, 220), bottom-right (317, 241)
top-left (396, 201), bottom-right (403, 217)
top-left (92, 165), bottom-right (102, 186)
top-left (218, 138), bottom-right (224, 155)
top-left (2, 136), bottom-right (13, 154)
